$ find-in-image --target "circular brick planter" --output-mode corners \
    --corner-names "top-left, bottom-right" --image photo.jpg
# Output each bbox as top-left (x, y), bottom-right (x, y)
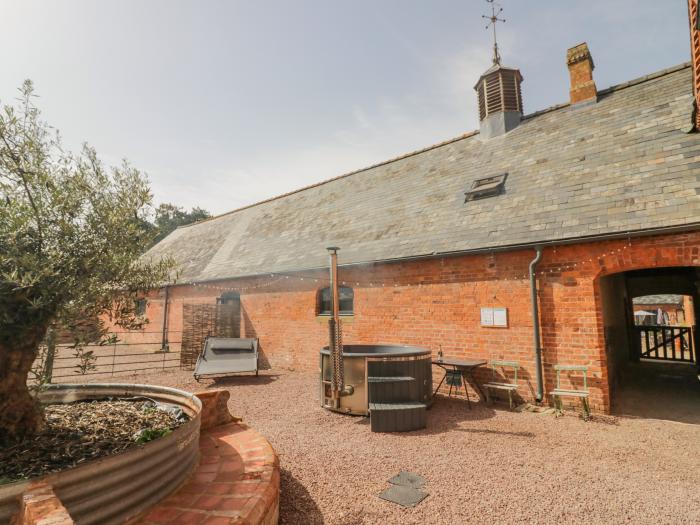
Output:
top-left (0, 384), bottom-right (202, 525)
top-left (137, 422), bottom-right (280, 525)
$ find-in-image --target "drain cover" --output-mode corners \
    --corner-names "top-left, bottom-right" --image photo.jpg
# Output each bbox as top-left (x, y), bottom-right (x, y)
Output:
top-left (379, 485), bottom-right (428, 507)
top-left (388, 471), bottom-right (426, 488)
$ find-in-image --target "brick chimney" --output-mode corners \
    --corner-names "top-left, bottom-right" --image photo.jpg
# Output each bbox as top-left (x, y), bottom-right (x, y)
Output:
top-left (688, 0), bottom-right (700, 128)
top-left (566, 43), bottom-right (597, 105)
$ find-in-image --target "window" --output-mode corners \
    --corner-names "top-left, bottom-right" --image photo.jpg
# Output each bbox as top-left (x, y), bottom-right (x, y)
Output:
top-left (464, 173), bottom-right (508, 202)
top-left (318, 286), bottom-right (354, 315)
top-left (135, 298), bottom-right (147, 316)
top-left (217, 291), bottom-right (240, 305)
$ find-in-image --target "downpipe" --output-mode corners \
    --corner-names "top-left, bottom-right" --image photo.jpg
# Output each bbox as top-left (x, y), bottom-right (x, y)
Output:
top-left (529, 246), bottom-right (544, 402)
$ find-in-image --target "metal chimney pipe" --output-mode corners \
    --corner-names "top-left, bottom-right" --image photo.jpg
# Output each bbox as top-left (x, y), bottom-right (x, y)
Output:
top-left (328, 247), bottom-right (340, 325)
top-left (327, 247), bottom-right (344, 408)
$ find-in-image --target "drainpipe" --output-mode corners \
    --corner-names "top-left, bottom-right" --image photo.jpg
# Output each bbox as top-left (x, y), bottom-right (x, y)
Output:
top-left (160, 285), bottom-right (170, 352)
top-left (529, 246), bottom-right (544, 402)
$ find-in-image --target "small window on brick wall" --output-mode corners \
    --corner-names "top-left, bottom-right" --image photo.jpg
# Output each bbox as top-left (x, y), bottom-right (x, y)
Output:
top-left (217, 291), bottom-right (240, 305)
top-left (318, 286), bottom-right (354, 315)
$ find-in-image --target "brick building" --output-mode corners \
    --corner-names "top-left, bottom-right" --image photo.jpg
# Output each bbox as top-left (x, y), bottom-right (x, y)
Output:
top-left (632, 294), bottom-right (695, 326)
top-left (138, 14), bottom-right (700, 413)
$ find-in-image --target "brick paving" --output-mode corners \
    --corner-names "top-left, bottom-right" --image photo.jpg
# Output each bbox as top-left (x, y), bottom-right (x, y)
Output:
top-left (136, 423), bottom-right (279, 525)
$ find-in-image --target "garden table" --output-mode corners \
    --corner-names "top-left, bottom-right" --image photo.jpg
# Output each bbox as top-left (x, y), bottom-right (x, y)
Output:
top-left (431, 358), bottom-right (487, 408)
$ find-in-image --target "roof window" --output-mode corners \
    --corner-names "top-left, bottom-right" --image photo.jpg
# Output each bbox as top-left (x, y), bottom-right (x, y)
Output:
top-left (464, 173), bottom-right (508, 202)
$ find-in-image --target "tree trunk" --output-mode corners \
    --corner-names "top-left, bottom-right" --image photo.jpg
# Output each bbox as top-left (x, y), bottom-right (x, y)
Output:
top-left (0, 328), bottom-right (46, 443)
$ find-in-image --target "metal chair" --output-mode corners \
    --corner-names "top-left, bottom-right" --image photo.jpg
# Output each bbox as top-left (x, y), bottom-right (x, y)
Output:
top-left (483, 360), bottom-right (519, 409)
top-left (551, 365), bottom-right (590, 420)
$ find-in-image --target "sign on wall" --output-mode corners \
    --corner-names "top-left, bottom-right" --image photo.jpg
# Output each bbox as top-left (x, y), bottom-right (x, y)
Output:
top-left (480, 307), bottom-right (508, 327)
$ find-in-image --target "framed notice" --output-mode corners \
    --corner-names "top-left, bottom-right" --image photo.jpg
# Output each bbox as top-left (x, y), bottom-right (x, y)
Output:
top-left (493, 307), bottom-right (508, 327)
top-left (480, 307), bottom-right (494, 326)
top-left (480, 307), bottom-right (508, 328)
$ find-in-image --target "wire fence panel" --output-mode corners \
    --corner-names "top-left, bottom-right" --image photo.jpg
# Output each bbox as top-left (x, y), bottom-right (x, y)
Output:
top-left (41, 331), bottom-right (186, 381)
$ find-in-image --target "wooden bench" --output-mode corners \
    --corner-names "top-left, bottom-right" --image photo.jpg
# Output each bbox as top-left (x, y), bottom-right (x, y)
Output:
top-left (550, 365), bottom-right (590, 420)
top-left (482, 360), bottom-right (519, 409)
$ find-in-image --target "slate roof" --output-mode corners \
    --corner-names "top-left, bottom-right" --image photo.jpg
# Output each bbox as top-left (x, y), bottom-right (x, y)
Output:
top-left (147, 63), bottom-right (700, 283)
top-left (633, 295), bottom-right (684, 306)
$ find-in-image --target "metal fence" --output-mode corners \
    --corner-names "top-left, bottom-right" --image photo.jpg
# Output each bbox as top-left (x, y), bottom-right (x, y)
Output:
top-left (47, 331), bottom-right (184, 381)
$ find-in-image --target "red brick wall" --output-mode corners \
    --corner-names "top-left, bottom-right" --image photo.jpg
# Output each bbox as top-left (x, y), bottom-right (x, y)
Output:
top-left (689, 0), bottom-right (700, 128)
top-left (140, 231), bottom-right (700, 413)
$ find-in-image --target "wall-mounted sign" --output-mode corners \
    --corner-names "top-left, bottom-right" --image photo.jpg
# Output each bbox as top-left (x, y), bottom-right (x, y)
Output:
top-left (480, 307), bottom-right (508, 327)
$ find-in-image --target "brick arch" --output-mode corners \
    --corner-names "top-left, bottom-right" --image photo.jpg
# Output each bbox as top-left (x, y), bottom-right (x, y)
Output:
top-left (593, 259), bottom-right (700, 284)
top-left (590, 235), bottom-right (700, 319)
top-left (587, 233), bottom-right (700, 411)
top-left (590, 239), bottom-right (700, 335)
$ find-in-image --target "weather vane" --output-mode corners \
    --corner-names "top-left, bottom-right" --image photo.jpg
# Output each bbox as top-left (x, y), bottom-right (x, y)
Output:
top-left (482, 0), bottom-right (505, 65)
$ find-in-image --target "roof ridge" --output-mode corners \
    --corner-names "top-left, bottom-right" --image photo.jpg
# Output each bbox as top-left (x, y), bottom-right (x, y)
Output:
top-left (178, 61), bottom-right (692, 231)
top-left (179, 131), bottom-right (479, 229)
top-left (521, 61), bottom-right (691, 121)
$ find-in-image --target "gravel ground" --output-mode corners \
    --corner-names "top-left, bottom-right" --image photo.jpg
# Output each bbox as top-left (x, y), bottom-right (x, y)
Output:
top-left (67, 369), bottom-right (700, 524)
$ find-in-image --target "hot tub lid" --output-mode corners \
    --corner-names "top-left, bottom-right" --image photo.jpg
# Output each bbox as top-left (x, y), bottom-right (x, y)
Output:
top-left (320, 344), bottom-right (430, 358)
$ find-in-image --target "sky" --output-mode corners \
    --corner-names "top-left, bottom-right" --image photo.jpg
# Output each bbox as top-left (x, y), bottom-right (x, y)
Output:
top-left (0, 1), bottom-right (691, 215)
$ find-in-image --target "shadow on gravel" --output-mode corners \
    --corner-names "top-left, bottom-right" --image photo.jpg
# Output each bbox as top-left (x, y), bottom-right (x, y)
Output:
top-left (456, 427), bottom-right (535, 438)
top-left (360, 396), bottom-right (501, 437)
top-left (208, 373), bottom-right (281, 388)
top-left (279, 467), bottom-right (324, 525)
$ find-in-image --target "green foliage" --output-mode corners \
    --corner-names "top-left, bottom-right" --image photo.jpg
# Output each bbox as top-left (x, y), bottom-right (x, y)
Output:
top-left (73, 347), bottom-right (97, 375)
top-left (0, 80), bottom-right (175, 336)
top-left (0, 80), bottom-right (177, 435)
top-left (134, 427), bottom-right (172, 444)
top-left (151, 203), bottom-right (210, 245)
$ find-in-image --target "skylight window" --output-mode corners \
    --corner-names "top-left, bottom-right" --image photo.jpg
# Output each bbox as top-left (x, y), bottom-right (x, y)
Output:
top-left (464, 173), bottom-right (508, 202)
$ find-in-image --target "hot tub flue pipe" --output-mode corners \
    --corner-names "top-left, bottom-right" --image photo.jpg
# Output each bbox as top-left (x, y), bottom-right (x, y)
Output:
top-left (327, 247), bottom-right (353, 408)
top-left (529, 246), bottom-right (544, 402)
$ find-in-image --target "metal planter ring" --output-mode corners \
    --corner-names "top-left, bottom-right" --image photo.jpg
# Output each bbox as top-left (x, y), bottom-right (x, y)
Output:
top-left (0, 383), bottom-right (202, 525)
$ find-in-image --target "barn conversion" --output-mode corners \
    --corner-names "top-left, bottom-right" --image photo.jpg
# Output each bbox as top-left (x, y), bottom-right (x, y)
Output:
top-left (139, 29), bottom-right (700, 413)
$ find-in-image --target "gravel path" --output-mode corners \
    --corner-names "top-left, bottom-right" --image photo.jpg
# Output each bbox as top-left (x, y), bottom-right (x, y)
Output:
top-left (69, 369), bottom-right (700, 524)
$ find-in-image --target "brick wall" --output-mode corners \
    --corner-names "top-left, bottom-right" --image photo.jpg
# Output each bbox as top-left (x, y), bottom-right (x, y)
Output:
top-left (140, 231), bottom-right (700, 413)
top-left (689, 0), bottom-right (700, 128)
top-left (12, 483), bottom-right (74, 525)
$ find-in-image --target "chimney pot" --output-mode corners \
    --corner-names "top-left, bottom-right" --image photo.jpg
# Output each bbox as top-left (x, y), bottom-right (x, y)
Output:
top-left (566, 42), bottom-right (597, 105)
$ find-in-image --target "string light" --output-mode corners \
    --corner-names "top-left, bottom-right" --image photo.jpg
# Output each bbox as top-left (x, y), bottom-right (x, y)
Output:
top-left (176, 243), bottom-right (636, 293)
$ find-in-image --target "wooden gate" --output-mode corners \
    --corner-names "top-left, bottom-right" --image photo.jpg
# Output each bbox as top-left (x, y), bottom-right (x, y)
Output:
top-left (180, 303), bottom-right (241, 369)
top-left (634, 325), bottom-right (695, 363)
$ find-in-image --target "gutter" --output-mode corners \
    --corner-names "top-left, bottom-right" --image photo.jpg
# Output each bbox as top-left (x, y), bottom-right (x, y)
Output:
top-left (529, 247), bottom-right (544, 402)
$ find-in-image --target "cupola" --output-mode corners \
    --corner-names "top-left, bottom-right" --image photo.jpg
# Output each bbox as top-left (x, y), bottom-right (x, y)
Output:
top-left (474, 64), bottom-right (524, 139)
top-left (474, 0), bottom-right (524, 139)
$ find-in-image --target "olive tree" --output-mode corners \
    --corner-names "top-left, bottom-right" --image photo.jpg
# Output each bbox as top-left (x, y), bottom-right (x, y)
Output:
top-left (0, 81), bottom-right (174, 442)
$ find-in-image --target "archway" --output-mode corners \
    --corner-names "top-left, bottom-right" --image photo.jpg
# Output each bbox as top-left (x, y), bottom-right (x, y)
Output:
top-left (599, 266), bottom-right (700, 423)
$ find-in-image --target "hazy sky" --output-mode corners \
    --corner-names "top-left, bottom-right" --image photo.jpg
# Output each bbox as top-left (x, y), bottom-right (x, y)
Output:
top-left (0, 1), bottom-right (691, 215)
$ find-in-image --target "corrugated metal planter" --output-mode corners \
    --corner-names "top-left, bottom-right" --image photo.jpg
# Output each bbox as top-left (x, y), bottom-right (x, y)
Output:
top-left (0, 383), bottom-right (202, 525)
